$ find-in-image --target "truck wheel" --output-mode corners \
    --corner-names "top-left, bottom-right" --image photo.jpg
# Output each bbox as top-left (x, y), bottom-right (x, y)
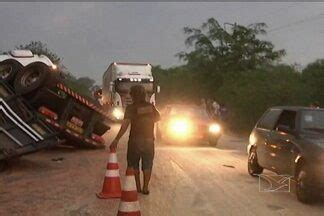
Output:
top-left (295, 164), bottom-right (318, 203)
top-left (0, 59), bottom-right (22, 83)
top-left (248, 147), bottom-right (263, 177)
top-left (14, 63), bottom-right (51, 95)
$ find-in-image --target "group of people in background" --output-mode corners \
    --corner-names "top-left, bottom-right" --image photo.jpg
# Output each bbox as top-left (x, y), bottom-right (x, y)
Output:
top-left (201, 98), bottom-right (228, 122)
top-left (200, 99), bottom-right (323, 124)
top-left (310, 101), bottom-right (320, 109)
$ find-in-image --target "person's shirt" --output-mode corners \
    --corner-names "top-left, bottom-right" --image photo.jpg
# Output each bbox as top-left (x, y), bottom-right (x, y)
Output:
top-left (124, 101), bottom-right (160, 141)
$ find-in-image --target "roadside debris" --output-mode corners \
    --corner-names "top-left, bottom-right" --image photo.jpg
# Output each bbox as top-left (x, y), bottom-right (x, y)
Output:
top-left (51, 157), bottom-right (64, 162)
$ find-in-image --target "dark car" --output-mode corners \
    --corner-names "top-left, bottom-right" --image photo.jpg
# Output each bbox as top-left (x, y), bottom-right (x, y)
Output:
top-left (247, 106), bottom-right (324, 203)
top-left (157, 104), bottom-right (222, 146)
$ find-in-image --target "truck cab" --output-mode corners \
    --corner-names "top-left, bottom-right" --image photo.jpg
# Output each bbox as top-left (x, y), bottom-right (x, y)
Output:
top-left (102, 62), bottom-right (160, 120)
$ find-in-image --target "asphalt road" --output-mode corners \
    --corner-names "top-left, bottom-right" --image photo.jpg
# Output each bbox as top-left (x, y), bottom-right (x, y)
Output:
top-left (0, 123), bottom-right (323, 216)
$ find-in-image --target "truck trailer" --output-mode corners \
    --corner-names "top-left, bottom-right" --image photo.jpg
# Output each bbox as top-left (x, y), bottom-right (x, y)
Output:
top-left (0, 50), bottom-right (111, 151)
top-left (101, 62), bottom-right (160, 120)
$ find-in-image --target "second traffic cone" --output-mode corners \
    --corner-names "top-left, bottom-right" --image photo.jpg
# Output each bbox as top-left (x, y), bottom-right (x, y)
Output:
top-left (117, 168), bottom-right (141, 216)
top-left (97, 148), bottom-right (122, 199)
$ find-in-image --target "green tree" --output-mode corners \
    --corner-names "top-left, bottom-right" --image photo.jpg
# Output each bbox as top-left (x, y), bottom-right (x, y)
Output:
top-left (216, 64), bottom-right (305, 131)
top-left (178, 18), bottom-right (285, 72)
top-left (153, 65), bottom-right (202, 105)
top-left (63, 76), bottom-right (96, 98)
top-left (77, 77), bottom-right (96, 90)
top-left (153, 18), bottom-right (313, 132)
top-left (302, 59), bottom-right (324, 106)
top-left (171, 18), bottom-right (286, 101)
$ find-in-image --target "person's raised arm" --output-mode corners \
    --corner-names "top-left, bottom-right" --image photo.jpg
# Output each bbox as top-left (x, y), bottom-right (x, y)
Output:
top-left (110, 119), bottom-right (130, 149)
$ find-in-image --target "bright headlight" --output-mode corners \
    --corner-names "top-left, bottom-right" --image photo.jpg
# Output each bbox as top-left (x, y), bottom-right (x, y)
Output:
top-left (112, 108), bottom-right (124, 120)
top-left (249, 134), bottom-right (257, 145)
top-left (51, 64), bottom-right (57, 70)
top-left (209, 124), bottom-right (221, 133)
top-left (169, 118), bottom-right (192, 135)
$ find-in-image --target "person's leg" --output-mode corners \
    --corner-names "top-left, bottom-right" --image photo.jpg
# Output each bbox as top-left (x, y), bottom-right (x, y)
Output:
top-left (127, 143), bottom-right (141, 192)
top-left (142, 169), bottom-right (152, 194)
top-left (134, 168), bottom-right (141, 192)
top-left (141, 141), bottom-right (155, 194)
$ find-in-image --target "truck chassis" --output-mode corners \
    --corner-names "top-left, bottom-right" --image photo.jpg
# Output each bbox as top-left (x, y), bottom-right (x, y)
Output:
top-left (0, 80), bottom-right (58, 170)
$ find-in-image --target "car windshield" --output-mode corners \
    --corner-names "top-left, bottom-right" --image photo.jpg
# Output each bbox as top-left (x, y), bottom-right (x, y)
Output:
top-left (115, 81), bottom-right (153, 93)
top-left (301, 110), bottom-right (324, 132)
top-left (170, 106), bottom-right (210, 119)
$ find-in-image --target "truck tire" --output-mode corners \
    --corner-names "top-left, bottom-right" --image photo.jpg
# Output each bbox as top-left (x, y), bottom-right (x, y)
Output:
top-left (13, 62), bottom-right (54, 95)
top-left (0, 59), bottom-right (23, 83)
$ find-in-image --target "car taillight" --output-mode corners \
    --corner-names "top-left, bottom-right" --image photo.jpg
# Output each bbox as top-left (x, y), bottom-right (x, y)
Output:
top-left (38, 106), bottom-right (58, 120)
top-left (91, 133), bottom-right (105, 144)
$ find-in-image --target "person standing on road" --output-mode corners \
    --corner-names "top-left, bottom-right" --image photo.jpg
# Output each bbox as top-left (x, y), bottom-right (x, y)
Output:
top-left (110, 85), bottom-right (160, 195)
top-left (219, 103), bottom-right (228, 122)
top-left (212, 99), bottom-right (220, 119)
top-left (206, 99), bottom-right (213, 117)
top-left (200, 98), bottom-right (207, 111)
top-left (310, 101), bottom-right (320, 109)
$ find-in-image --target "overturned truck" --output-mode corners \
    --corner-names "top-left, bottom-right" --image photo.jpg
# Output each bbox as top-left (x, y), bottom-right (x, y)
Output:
top-left (0, 50), bottom-right (110, 168)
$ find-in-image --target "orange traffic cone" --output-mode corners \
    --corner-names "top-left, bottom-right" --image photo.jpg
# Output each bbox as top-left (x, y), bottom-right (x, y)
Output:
top-left (117, 168), bottom-right (141, 216)
top-left (97, 148), bottom-right (122, 199)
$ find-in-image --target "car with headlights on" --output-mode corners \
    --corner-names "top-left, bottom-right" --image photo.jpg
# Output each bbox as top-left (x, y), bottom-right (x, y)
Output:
top-left (247, 106), bottom-right (324, 203)
top-left (157, 104), bottom-right (222, 146)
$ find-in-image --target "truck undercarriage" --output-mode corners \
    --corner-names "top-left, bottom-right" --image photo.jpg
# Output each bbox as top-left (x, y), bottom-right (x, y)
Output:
top-left (0, 80), bottom-right (58, 170)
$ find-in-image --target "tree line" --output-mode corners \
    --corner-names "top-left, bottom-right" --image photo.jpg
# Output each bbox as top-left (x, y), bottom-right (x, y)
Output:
top-left (153, 18), bottom-right (324, 132)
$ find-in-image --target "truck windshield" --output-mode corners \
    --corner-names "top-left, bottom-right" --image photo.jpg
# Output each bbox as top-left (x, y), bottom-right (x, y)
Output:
top-left (115, 82), bottom-right (153, 93)
top-left (301, 110), bottom-right (324, 132)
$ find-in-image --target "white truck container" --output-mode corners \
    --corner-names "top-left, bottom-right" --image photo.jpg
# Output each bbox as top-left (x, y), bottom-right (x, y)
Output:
top-left (101, 62), bottom-right (159, 120)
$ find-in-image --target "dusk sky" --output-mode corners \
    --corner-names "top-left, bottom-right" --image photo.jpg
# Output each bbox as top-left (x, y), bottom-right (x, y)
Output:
top-left (1, 2), bottom-right (324, 83)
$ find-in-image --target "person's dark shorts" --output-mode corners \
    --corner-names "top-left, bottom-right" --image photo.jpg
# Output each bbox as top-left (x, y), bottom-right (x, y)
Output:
top-left (127, 139), bottom-right (154, 170)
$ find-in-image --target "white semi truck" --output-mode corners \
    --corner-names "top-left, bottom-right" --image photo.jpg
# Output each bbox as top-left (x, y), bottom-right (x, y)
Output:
top-left (101, 62), bottom-right (160, 120)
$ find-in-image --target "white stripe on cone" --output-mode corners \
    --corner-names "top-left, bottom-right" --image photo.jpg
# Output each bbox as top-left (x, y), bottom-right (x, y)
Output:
top-left (109, 153), bottom-right (118, 163)
top-left (105, 169), bottom-right (120, 177)
top-left (119, 201), bottom-right (140, 212)
top-left (123, 176), bottom-right (137, 191)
